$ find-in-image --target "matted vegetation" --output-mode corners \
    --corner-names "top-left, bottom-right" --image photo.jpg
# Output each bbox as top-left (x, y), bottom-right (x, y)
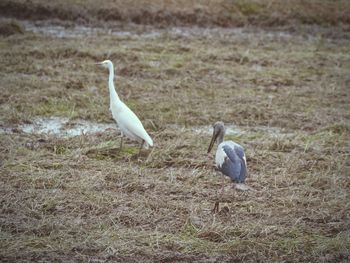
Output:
top-left (1, 0), bottom-right (350, 27)
top-left (0, 1), bottom-right (350, 262)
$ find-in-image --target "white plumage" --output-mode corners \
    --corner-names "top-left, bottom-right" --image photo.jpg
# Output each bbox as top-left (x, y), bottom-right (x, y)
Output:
top-left (98, 60), bottom-right (153, 151)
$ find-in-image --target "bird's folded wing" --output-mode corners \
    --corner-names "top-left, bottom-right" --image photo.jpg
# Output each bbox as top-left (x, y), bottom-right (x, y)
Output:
top-left (222, 145), bottom-right (246, 183)
top-left (119, 106), bottom-right (153, 145)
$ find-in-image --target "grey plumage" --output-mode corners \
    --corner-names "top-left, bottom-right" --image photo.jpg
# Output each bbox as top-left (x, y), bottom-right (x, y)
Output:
top-left (221, 144), bottom-right (247, 183)
top-left (208, 122), bottom-right (248, 184)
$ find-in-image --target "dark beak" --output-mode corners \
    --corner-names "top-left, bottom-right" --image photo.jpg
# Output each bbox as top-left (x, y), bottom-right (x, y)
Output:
top-left (207, 131), bottom-right (218, 153)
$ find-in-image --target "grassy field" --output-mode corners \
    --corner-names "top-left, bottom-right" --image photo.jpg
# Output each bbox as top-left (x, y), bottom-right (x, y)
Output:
top-left (1, 0), bottom-right (350, 27)
top-left (1, 1), bottom-right (350, 262)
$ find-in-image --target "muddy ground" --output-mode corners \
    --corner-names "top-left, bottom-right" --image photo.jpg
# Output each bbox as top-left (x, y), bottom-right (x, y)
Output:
top-left (0, 1), bottom-right (350, 262)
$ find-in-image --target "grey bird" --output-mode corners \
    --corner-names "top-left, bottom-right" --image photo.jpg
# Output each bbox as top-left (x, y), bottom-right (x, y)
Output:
top-left (207, 121), bottom-right (250, 212)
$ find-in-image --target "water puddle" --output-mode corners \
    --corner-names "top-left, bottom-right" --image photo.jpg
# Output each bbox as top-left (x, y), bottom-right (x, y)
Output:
top-left (192, 124), bottom-right (293, 138)
top-left (23, 22), bottom-right (103, 38)
top-left (22, 21), bottom-right (162, 39)
top-left (0, 117), bottom-right (117, 137)
top-left (192, 124), bottom-right (244, 136)
top-left (22, 20), bottom-right (303, 41)
top-left (1, 116), bottom-right (295, 138)
top-left (168, 26), bottom-right (297, 40)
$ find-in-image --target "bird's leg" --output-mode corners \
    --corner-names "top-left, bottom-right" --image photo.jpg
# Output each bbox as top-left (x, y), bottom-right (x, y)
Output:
top-left (221, 174), bottom-right (225, 196)
top-left (212, 201), bottom-right (219, 213)
top-left (212, 173), bottom-right (225, 214)
top-left (138, 141), bottom-right (144, 156)
top-left (119, 135), bottom-right (123, 150)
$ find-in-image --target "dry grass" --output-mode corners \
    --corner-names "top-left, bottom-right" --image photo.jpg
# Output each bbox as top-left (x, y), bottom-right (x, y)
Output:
top-left (1, 0), bottom-right (350, 27)
top-left (0, 5), bottom-right (350, 263)
top-left (0, 20), bottom-right (24, 36)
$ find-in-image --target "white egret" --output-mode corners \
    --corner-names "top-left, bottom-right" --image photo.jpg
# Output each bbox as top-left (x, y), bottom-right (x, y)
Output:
top-left (207, 121), bottom-right (250, 212)
top-left (97, 60), bottom-right (153, 154)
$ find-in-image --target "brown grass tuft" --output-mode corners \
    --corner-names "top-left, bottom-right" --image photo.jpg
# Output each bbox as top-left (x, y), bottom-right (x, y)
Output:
top-left (0, 19), bottom-right (24, 36)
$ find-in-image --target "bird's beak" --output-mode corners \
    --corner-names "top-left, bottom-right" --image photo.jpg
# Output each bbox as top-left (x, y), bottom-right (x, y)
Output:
top-left (95, 62), bottom-right (103, 66)
top-left (207, 131), bottom-right (218, 153)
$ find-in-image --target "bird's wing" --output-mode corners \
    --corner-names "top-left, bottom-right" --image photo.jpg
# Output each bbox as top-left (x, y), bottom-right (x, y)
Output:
top-left (221, 144), bottom-right (247, 183)
top-left (231, 142), bottom-right (248, 176)
top-left (225, 141), bottom-right (247, 168)
top-left (119, 104), bottom-right (153, 146)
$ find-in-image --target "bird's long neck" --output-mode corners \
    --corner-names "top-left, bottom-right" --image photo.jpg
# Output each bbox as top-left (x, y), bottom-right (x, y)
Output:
top-left (108, 64), bottom-right (120, 103)
top-left (217, 132), bottom-right (224, 144)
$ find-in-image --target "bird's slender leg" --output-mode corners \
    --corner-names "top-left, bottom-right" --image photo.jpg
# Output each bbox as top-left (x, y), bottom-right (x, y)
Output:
top-left (212, 173), bottom-right (225, 214)
top-left (216, 174), bottom-right (226, 213)
top-left (119, 133), bottom-right (124, 150)
top-left (138, 140), bottom-right (144, 156)
top-left (221, 174), bottom-right (225, 196)
top-left (212, 202), bottom-right (219, 213)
